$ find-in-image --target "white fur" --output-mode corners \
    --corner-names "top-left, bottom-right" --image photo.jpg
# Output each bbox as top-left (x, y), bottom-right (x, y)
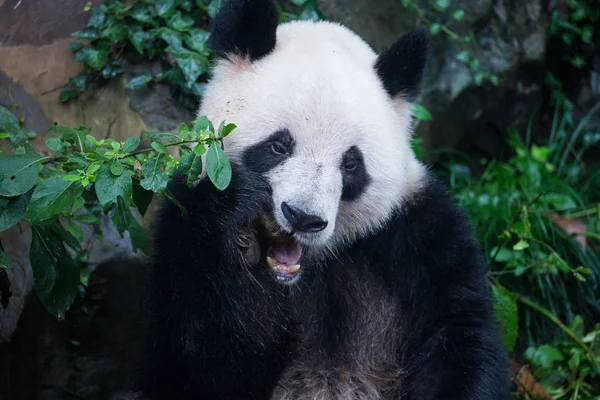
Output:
top-left (197, 20), bottom-right (426, 255)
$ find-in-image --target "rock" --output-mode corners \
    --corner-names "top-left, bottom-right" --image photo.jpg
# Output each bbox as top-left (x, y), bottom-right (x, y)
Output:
top-left (126, 62), bottom-right (197, 133)
top-left (0, 223), bottom-right (34, 344)
top-left (321, 0), bottom-right (548, 161)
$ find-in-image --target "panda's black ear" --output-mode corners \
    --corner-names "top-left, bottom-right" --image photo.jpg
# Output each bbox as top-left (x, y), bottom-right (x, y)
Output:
top-left (208, 0), bottom-right (279, 61)
top-left (374, 27), bottom-right (429, 102)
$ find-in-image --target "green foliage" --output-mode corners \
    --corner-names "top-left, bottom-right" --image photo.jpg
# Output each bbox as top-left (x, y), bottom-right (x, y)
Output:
top-left (400, 0), bottom-right (500, 87)
top-left (525, 318), bottom-right (600, 399)
top-left (428, 75), bottom-right (600, 398)
top-left (61, 0), bottom-right (323, 103)
top-left (491, 283), bottom-right (519, 353)
top-left (548, 0), bottom-right (600, 69)
top-left (0, 105), bottom-right (234, 317)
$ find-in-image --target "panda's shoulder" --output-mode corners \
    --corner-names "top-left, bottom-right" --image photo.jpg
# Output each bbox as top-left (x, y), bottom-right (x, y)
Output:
top-left (354, 175), bottom-right (481, 269)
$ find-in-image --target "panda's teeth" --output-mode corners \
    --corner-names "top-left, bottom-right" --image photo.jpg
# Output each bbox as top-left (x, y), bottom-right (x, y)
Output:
top-left (266, 256), bottom-right (301, 275)
top-left (267, 256), bottom-right (278, 269)
top-left (288, 264), bottom-right (301, 274)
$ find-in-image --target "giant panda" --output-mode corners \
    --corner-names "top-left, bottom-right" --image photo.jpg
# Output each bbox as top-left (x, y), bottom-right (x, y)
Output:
top-left (133, 0), bottom-right (512, 399)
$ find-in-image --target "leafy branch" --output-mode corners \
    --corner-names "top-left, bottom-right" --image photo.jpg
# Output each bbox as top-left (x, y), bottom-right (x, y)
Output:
top-left (61, 0), bottom-right (323, 104)
top-left (0, 105), bottom-right (235, 317)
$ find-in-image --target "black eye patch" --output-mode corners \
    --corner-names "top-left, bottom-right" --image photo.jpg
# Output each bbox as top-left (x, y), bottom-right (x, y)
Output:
top-left (242, 129), bottom-right (295, 174)
top-left (341, 146), bottom-right (371, 201)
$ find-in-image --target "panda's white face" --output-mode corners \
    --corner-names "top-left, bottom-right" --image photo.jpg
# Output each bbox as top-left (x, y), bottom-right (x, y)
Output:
top-left (198, 19), bottom-right (426, 280)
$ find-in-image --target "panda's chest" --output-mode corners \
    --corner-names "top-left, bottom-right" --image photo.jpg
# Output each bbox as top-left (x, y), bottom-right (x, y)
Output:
top-left (271, 266), bottom-right (402, 400)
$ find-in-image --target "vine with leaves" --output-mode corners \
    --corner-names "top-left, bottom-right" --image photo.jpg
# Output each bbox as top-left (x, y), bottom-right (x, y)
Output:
top-left (60, 0), bottom-right (323, 104)
top-left (0, 104), bottom-right (234, 318)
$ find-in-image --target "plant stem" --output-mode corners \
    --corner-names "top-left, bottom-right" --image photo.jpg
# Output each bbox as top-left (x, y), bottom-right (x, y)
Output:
top-left (127, 139), bottom-right (201, 158)
top-left (517, 295), bottom-right (600, 373)
top-left (564, 204), bottom-right (600, 219)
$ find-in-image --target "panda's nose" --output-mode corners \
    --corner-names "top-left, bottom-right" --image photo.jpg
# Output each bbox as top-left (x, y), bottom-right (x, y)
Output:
top-left (281, 202), bottom-right (328, 233)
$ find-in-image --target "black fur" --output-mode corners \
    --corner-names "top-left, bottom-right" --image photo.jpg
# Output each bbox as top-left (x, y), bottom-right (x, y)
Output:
top-left (135, 163), bottom-right (511, 399)
top-left (208, 0), bottom-right (279, 61)
top-left (136, 167), bottom-right (294, 399)
top-left (375, 27), bottom-right (429, 102)
top-left (243, 130), bottom-right (296, 174)
top-left (341, 145), bottom-right (371, 201)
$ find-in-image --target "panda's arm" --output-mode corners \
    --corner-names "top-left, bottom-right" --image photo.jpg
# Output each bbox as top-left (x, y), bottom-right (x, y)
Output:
top-left (137, 165), bottom-right (294, 399)
top-left (387, 180), bottom-right (511, 400)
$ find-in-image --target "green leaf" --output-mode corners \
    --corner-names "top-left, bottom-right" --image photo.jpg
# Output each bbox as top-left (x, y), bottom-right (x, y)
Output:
top-left (194, 116), bottom-right (211, 133)
top-left (167, 11), bottom-right (194, 32)
top-left (193, 144), bottom-right (206, 156)
top-left (101, 21), bottom-right (129, 43)
top-left (513, 240), bottom-right (529, 251)
top-left (185, 29), bottom-right (210, 55)
top-left (30, 225), bottom-right (79, 318)
top-left (433, 0), bottom-right (450, 11)
top-left (130, 3), bottom-right (156, 23)
top-left (123, 136), bottom-right (141, 153)
top-left (0, 191), bottom-right (31, 232)
top-left (145, 132), bottom-right (179, 142)
top-left (72, 28), bottom-right (99, 40)
top-left (491, 284), bottom-right (518, 353)
top-left (46, 137), bottom-right (65, 154)
top-left (73, 214), bottom-right (101, 225)
top-left (218, 122), bottom-right (236, 138)
top-left (129, 29), bottom-right (151, 54)
top-left (151, 141), bottom-right (169, 154)
top-left (67, 153), bottom-right (88, 168)
top-left (70, 41), bottom-right (84, 52)
top-left (110, 160), bottom-right (125, 176)
top-left (160, 66), bottom-right (186, 85)
top-left (26, 175), bottom-right (84, 224)
top-left (490, 246), bottom-right (514, 263)
top-left (87, 7), bottom-right (106, 28)
top-left (95, 163), bottom-right (133, 211)
top-left (429, 23), bottom-right (441, 35)
top-left (456, 50), bottom-right (470, 63)
top-left (411, 104), bottom-right (433, 121)
top-left (68, 220), bottom-right (84, 242)
top-left (60, 87), bottom-right (78, 103)
top-left (83, 48), bottom-right (109, 70)
top-left (451, 8), bottom-right (465, 21)
top-left (141, 156), bottom-right (169, 192)
top-left (0, 105), bottom-right (20, 131)
top-left (527, 344), bottom-right (565, 368)
top-left (0, 248), bottom-right (11, 269)
top-left (152, 27), bottom-right (183, 48)
top-left (172, 51), bottom-right (206, 84)
top-left (0, 154), bottom-right (40, 197)
top-left (71, 197), bottom-right (85, 213)
top-left (52, 220), bottom-right (82, 253)
top-left (154, 0), bottom-right (176, 18)
top-left (205, 0), bottom-right (221, 18)
top-left (69, 73), bottom-right (87, 91)
top-left (132, 183), bottom-right (154, 217)
top-left (175, 151), bottom-right (195, 175)
top-left (187, 152), bottom-right (203, 186)
top-left (178, 122), bottom-right (191, 138)
top-left (111, 196), bottom-right (149, 253)
top-left (126, 70), bottom-right (153, 89)
top-left (206, 142), bottom-right (231, 190)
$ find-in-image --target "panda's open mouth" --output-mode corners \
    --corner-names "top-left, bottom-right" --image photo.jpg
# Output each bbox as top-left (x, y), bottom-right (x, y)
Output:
top-left (255, 215), bottom-right (303, 282)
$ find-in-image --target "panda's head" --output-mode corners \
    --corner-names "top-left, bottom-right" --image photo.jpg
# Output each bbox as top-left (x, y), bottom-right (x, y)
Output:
top-left (198, 0), bottom-right (428, 282)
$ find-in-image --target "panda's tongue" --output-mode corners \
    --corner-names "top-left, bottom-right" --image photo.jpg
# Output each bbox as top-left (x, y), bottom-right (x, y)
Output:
top-left (271, 238), bottom-right (302, 266)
